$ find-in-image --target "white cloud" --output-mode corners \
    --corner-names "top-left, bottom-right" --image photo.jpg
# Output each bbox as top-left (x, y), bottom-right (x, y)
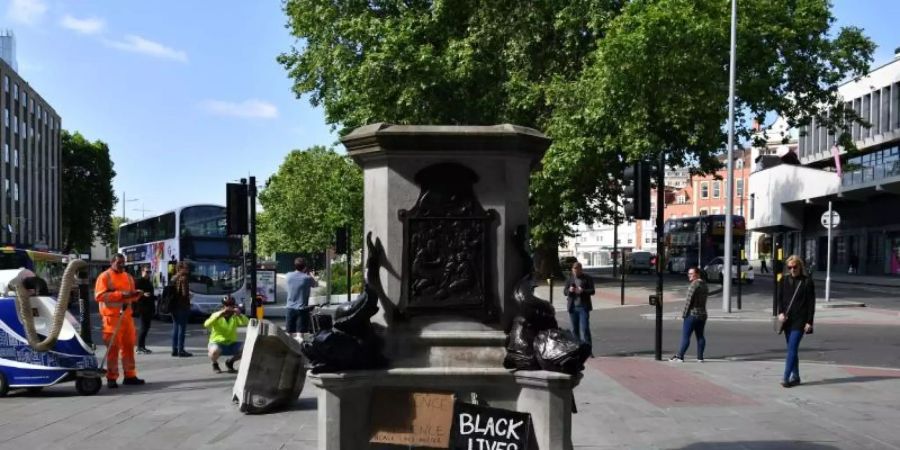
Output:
top-left (6, 0), bottom-right (47, 25)
top-left (104, 35), bottom-right (188, 63)
top-left (60, 15), bottom-right (105, 35)
top-left (199, 99), bottom-right (279, 119)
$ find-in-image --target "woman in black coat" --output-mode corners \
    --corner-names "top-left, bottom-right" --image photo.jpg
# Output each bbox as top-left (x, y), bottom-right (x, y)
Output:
top-left (778, 255), bottom-right (816, 388)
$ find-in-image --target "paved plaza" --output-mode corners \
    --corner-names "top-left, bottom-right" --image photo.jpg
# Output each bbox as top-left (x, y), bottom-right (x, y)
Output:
top-left (2, 341), bottom-right (899, 450)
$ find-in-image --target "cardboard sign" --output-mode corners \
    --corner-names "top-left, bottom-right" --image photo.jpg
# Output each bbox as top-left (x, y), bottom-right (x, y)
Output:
top-left (451, 402), bottom-right (531, 450)
top-left (369, 389), bottom-right (455, 448)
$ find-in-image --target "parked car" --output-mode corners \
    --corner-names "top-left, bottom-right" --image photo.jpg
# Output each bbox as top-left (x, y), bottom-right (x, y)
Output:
top-left (559, 256), bottom-right (578, 270)
top-left (625, 251), bottom-right (654, 274)
top-left (703, 257), bottom-right (754, 284)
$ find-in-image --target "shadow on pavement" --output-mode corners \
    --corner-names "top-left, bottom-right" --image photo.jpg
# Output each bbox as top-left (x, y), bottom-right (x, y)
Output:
top-left (281, 396), bottom-right (317, 412)
top-left (679, 441), bottom-right (840, 450)
top-left (800, 376), bottom-right (900, 386)
top-left (95, 376), bottom-right (237, 396)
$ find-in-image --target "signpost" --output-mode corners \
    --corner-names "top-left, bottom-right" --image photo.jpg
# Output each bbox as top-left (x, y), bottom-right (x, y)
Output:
top-left (821, 203), bottom-right (840, 302)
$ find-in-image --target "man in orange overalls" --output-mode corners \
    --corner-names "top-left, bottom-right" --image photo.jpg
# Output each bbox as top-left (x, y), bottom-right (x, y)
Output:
top-left (95, 253), bottom-right (146, 388)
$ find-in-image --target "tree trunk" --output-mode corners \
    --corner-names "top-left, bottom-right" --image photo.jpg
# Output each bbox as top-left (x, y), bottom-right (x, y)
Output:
top-left (533, 238), bottom-right (563, 280)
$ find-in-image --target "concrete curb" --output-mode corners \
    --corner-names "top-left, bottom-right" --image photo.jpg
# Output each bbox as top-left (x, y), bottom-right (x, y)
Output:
top-left (819, 300), bottom-right (867, 308)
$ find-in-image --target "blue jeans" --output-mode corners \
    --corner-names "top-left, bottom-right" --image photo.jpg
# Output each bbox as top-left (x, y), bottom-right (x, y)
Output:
top-left (784, 329), bottom-right (804, 382)
top-left (171, 309), bottom-right (190, 353)
top-left (285, 307), bottom-right (310, 334)
top-left (568, 305), bottom-right (592, 350)
top-left (677, 315), bottom-right (707, 359)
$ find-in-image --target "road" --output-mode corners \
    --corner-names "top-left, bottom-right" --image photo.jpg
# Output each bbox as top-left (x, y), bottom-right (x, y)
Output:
top-left (81, 270), bottom-right (900, 369)
top-left (569, 270), bottom-right (900, 369)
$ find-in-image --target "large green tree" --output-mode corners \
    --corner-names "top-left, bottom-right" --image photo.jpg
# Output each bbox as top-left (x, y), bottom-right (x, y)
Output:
top-left (258, 146), bottom-right (363, 255)
top-left (279, 0), bottom-right (873, 276)
top-left (61, 130), bottom-right (117, 253)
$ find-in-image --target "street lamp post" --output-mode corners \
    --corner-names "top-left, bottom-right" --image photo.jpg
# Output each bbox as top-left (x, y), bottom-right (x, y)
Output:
top-left (132, 204), bottom-right (152, 219)
top-left (723, 0), bottom-right (737, 313)
top-left (122, 191), bottom-right (139, 221)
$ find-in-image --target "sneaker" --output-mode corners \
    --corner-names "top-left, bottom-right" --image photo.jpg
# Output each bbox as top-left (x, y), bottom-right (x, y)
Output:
top-left (668, 356), bottom-right (684, 363)
top-left (780, 381), bottom-right (793, 388)
top-left (122, 377), bottom-right (146, 386)
top-left (177, 351), bottom-right (193, 357)
top-left (788, 378), bottom-right (801, 387)
top-left (225, 358), bottom-right (237, 373)
top-left (137, 347), bottom-right (153, 355)
top-left (171, 351), bottom-right (178, 357)
top-left (107, 379), bottom-right (118, 389)
top-left (212, 362), bottom-right (222, 374)
top-left (697, 358), bottom-right (705, 363)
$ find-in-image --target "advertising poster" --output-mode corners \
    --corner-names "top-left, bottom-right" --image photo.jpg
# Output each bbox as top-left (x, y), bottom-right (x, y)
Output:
top-left (256, 269), bottom-right (277, 304)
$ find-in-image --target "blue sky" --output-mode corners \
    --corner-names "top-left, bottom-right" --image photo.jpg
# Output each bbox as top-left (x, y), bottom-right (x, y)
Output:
top-left (2, 0), bottom-right (898, 220)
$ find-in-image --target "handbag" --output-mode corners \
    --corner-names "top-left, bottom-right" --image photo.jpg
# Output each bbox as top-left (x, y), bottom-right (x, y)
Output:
top-left (774, 280), bottom-right (802, 334)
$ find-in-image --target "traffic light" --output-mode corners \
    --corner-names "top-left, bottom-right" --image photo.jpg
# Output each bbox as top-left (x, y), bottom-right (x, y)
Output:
top-left (335, 226), bottom-right (349, 254)
top-left (226, 183), bottom-right (249, 235)
top-left (623, 161), bottom-right (651, 220)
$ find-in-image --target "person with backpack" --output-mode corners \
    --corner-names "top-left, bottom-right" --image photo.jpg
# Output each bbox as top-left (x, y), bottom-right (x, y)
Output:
top-left (170, 261), bottom-right (193, 357)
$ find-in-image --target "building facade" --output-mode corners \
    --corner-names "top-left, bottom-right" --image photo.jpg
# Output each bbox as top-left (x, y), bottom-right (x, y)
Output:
top-left (749, 54), bottom-right (900, 276)
top-left (0, 47), bottom-right (62, 251)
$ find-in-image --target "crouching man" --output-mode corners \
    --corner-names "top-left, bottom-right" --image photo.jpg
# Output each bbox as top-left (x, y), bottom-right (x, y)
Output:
top-left (203, 296), bottom-right (249, 373)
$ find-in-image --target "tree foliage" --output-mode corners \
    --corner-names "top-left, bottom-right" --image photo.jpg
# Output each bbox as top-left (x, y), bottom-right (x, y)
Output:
top-left (61, 130), bottom-right (117, 253)
top-left (279, 0), bottom-right (873, 276)
top-left (110, 216), bottom-right (129, 250)
top-left (258, 146), bottom-right (363, 256)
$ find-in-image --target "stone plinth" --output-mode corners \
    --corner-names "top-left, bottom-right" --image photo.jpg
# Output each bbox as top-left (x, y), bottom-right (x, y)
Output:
top-left (341, 123), bottom-right (550, 366)
top-left (312, 124), bottom-right (574, 450)
top-left (309, 369), bottom-right (579, 450)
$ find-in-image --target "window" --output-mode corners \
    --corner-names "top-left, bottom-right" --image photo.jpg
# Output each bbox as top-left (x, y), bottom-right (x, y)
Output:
top-left (13, 182), bottom-right (18, 201)
top-left (736, 179), bottom-right (744, 197)
top-left (700, 209), bottom-right (708, 216)
top-left (701, 182), bottom-right (709, 198)
top-left (13, 84), bottom-right (17, 101)
top-left (736, 158), bottom-right (744, 169)
top-left (22, 91), bottom-right (26, 106)
top-left (713, 181), bottom-right (721, 198)
top-left (12, 117), bottom-right (16, 133)
top-left (677, 194), bottom-right (686, 204)
top-left (711, 207), bottom-right (719, 214)
top-left (13, 149), bottom-right (17, 167)
top-left (3, 109), bottom-right (7, 127)
top-left (180, 206), bottom-right (227, 237)
top-left (3, 76), bottom-right (7, 91)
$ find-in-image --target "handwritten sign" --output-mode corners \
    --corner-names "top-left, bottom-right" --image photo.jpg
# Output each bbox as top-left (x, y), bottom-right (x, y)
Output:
top-left (369, 389), bottom-right (455, 448)
top-left (451, 402), bottom-right (531, 450)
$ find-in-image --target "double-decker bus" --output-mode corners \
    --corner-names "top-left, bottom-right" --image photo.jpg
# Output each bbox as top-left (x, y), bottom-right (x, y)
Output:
top-left (664, 215), bottom-right (746, 274)
top-left (117, 205), bottom-right (247, 317)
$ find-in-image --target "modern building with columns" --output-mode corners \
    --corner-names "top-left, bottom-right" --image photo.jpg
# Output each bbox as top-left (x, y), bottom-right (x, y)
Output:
top-left (749, 53), bottom-right (900, 276)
